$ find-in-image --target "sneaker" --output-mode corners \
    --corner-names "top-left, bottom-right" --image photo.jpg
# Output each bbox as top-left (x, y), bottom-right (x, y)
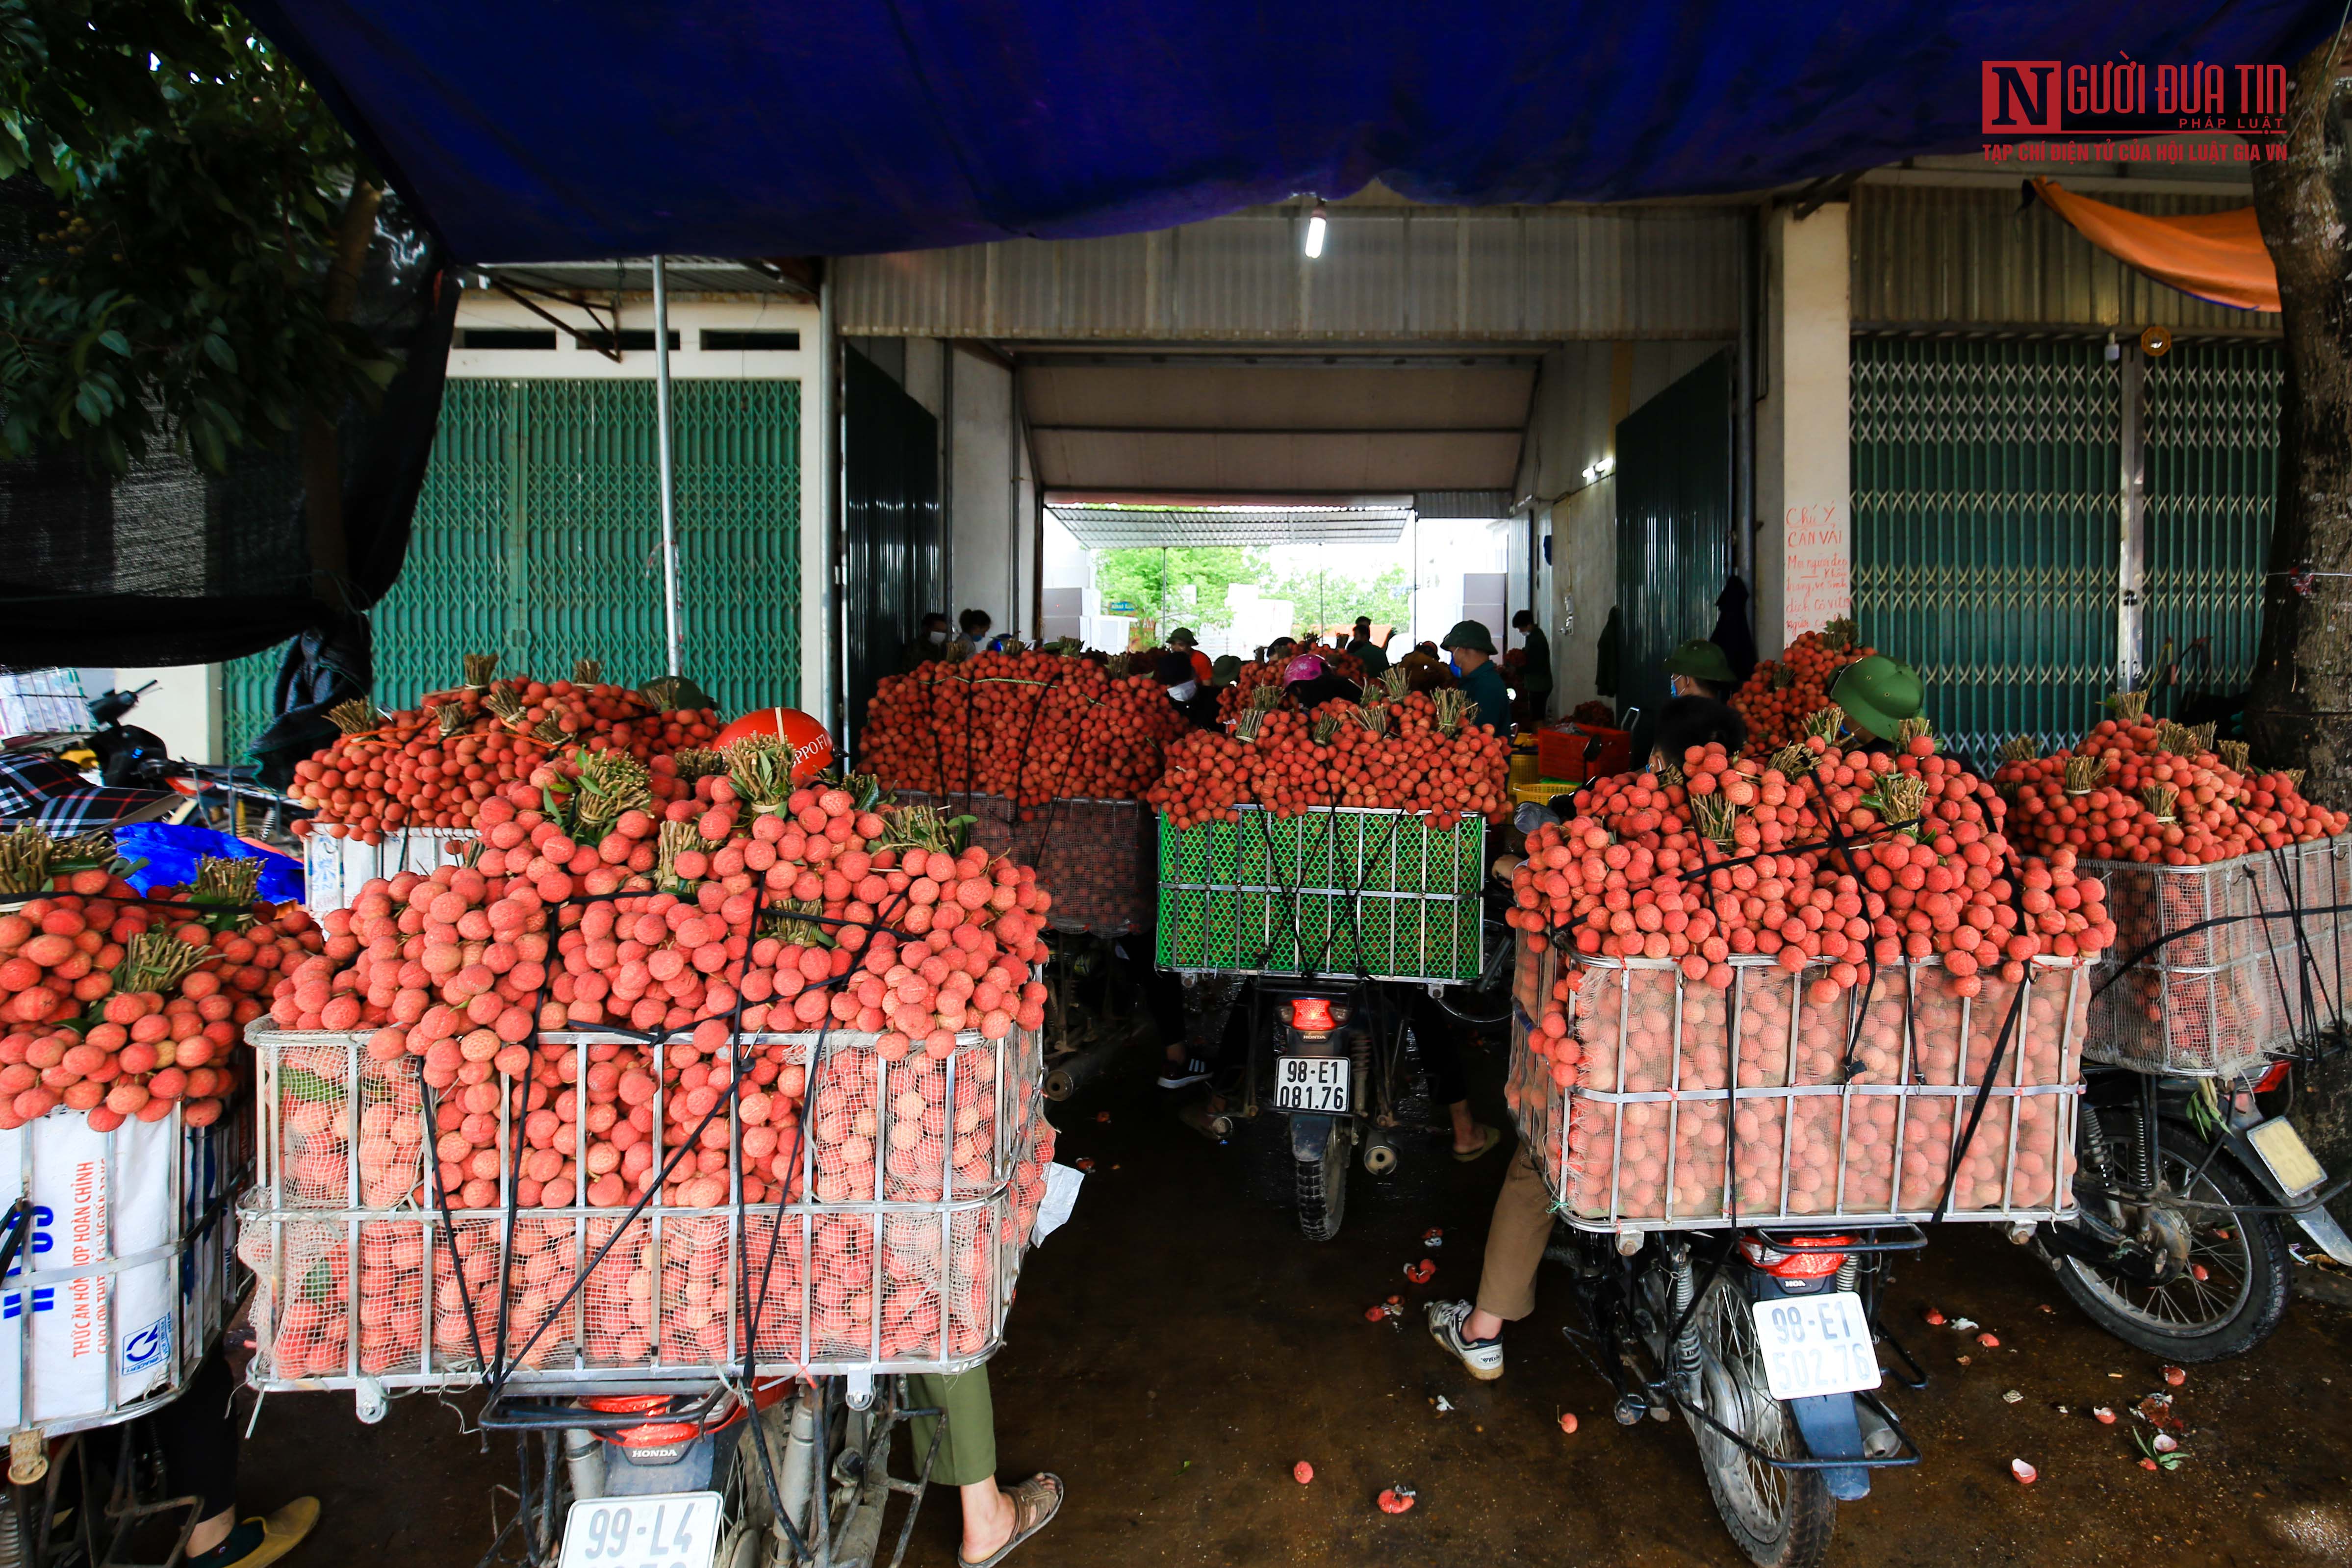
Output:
top-left (1425, 1300), bottom-right (1504, 1380)
top-left (1156, 1057), bottom-right (1211, 1089)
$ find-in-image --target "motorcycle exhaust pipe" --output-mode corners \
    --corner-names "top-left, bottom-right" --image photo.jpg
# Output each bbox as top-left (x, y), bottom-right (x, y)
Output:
top-left (1043, 1029), bottom-right (1145, 1101)
top-left (564, 1428), bottom-right (606, 1506)
top-left (1854, 1399), bottom-right (1902, 1460)
top-left (1360, 1128), bottom-right (1398, 1175)
top-left (775, 1386), bottom-right (822, 1537)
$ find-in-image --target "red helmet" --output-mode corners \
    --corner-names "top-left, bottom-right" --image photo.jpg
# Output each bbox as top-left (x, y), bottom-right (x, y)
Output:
top-left (712, 707), bottom-right (834, 784)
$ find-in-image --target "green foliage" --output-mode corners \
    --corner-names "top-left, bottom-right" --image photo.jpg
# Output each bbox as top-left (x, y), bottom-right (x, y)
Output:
top-left (0, 0), bottom-right (397, 474)
top-left (1093, 545), bottom-right (1413, 641)
top-left (1093, 546), bottom-right (1269, 627)
top-left (1267, 562), bottom-right (1410, 638)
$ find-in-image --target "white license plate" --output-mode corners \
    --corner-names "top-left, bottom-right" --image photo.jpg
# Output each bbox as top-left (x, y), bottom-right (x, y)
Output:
top-left (1274, 1055), bottom-right (1350, 1113)
top-left (558, 1491), bottom-right (722, 1568)
top-left (1750, 1291), bottom-right (1881, 1403)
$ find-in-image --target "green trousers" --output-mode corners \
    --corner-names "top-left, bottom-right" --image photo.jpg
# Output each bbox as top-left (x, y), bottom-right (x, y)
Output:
top-left (905, 1367), bottom-right (996, 1488)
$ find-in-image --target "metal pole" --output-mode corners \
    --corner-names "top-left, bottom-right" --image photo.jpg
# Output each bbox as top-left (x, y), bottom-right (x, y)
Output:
top-left (651, 255), bottom-right (683, 676)
top-left (1734, 206), bottom-right (1759, 586)
top-left (2117, 341), bottom-right (2147, 689)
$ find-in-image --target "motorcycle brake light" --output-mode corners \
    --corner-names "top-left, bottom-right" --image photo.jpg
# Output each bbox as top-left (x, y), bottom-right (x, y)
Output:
top-left (2252, 1059), bottom-right (2291, 1094)
top-left (1741, 1234), bottom-right (1853, 1279)
top-left (1289, 998), bottom-right (1335, 1031)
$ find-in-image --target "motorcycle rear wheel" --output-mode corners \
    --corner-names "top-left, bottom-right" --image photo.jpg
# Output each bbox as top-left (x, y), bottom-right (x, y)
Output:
top-left (1294, 1120), bottom-right (1351, 1242)
top-left (1686, 1276), bottom-right (1838, 1568)
top-left (2054, 1124), bottom-right (2291, 1363)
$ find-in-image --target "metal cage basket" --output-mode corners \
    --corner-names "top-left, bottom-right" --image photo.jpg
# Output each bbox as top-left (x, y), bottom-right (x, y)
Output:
top-left (238, 1024), bottom-right (1051, 1392)
top-left (1506, 941), bottom-right (2086, 1234)
top-left (0, 1106), bottom-right (249, 1439)
top-left (2082, 834), bottom-right (2352, 1078)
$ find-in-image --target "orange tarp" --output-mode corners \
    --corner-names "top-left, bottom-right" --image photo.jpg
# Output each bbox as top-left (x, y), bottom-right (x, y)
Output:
top-left (2031, 178), bottom-right (2278, 314)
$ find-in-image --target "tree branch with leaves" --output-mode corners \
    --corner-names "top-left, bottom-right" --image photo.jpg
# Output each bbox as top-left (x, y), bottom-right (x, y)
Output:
top-left (0, 0), bottom-right (397, 481)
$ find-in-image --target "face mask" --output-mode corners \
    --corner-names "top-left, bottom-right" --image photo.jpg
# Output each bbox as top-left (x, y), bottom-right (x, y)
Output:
top-left (1448, 657), bottom-right (1461, 676)
top-left (927, 629), bottom-right (947, 645)
top-left (1166, 680), bottom-right (1200, 703)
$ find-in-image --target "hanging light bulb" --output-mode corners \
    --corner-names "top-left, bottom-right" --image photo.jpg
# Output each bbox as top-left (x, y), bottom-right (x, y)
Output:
top-left (1304, 200), bottom-right (1328, 259)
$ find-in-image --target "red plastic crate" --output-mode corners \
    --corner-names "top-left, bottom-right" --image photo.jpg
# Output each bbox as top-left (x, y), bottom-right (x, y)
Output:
top-left (1537, 721), bottom-right (1632, 782)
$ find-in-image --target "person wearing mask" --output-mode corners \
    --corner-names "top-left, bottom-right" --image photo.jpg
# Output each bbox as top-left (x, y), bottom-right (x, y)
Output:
top-left (1664, 638), bottom-right (1736, 700)
top-left (1509, 610), bottom-right (1553, 722)
top-left (901, 612), bottom-right (953, 672)
top-left (1345, 616), bottom-right (1391, 678)
top-left (1167, 627), bottom-right (1214, 688)
top-left (1282, 652), bottom-right (1361, 711)
top-left (959, 608), bottom-right (994, 656)
top-left (1154, 651), bottom-right (1220, 730)
top-left (1426, 694), bottom-right (1747, 1381)
top-left (1440, 621), bottom-right (1511, 735)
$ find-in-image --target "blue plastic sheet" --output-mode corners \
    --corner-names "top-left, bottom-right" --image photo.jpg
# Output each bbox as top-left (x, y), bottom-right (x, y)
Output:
top-left (113, 823), bottom-right (305, 905)
top-left (242, 1), bottom-right (2333, 261)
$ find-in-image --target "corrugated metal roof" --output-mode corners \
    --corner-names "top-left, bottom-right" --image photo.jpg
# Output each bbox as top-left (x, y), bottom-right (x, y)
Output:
top-left (1850, 184), bottom-right (2278, 335)
top-left (478, 257), bottom-right (810, 296)
top-left (1048, 499), bottom-right (1414, 547)
top-left (1414, 489), bottom-right (1515, 519)
top-left (838, 206), bottom-right (1741, 341)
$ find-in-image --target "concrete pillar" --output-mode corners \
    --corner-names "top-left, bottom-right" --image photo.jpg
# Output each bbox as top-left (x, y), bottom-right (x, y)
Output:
top-left (1753, 203), bottom-right (1852, 661)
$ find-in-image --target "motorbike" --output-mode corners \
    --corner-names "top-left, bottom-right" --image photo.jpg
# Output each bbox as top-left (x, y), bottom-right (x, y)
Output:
top-left (1573, 1225), bottom-right (1923, 1568)
top-left (2039, 1056), bottom-right (2352, 1362)
top-left (478, 1375), bottom-right (946, 1568)
top-left (3, 682), bottom-right (306, 845)
top-left (1239, 978), bottom-right (1415, 1242)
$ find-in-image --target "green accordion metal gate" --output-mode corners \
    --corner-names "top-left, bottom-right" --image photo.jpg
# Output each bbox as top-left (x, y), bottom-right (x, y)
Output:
top-left (1850, 337), bottom-right (2118, 764)
top-left (2143, 342), bottom-right (2279, 720)
top-left (1850, 335), bottom-right (2278, 762)
top-left (225, 378), bottom-right (801, 758)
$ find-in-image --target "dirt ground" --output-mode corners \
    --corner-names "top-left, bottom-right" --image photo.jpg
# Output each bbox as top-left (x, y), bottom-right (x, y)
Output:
top-left (240, 1029), bottom-right (2352, 1568)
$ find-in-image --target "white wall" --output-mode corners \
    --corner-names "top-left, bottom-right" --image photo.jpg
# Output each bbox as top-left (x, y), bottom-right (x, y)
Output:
top-left (948, 351), bottom-right (1022, 640)
top-left (1754, 204), bottom-right (1852, 661)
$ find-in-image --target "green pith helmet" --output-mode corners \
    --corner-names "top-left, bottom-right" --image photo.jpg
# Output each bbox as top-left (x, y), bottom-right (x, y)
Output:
top-left (1439, 619), bottom-right (1497, 655)
top-left (1209, 654), bottom-right (1243, 686)
top-left (1167, 627), bottom-right (1199, 648)
top-left (1831, 654), bottom-right (1926, 742)
top-left (1663, 638), bottom-right (1735, 686)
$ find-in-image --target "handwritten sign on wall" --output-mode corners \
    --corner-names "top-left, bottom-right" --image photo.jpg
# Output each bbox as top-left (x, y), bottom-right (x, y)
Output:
top-left (1784, 502), bottom-right (1850, 638)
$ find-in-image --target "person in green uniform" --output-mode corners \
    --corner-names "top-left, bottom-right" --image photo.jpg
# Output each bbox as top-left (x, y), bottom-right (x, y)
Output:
top-left (1663, 637), bottom-right (1736, 700)
top-left (902, 1369), bottom-right (1063, 1566)
top-left (1509, 609), bottom-right (1553, 721)
top-left (1829, 654), bottom-right (1927, 748)
top-left (1440, 620), bottom-right (1512, 734)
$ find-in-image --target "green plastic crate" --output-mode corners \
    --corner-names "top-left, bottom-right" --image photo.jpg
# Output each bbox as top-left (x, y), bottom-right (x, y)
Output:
top-left (1155, 807), bottom-right (1485, 984)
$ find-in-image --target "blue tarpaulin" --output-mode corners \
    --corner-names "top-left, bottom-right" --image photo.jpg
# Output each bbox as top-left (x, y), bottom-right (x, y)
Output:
top-left (114, 823), bottom-right (305, 905)
top-left (242, 2), bottom-right (2334, 262)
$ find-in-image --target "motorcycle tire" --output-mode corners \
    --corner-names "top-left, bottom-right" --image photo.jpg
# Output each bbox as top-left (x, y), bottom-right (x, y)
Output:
top-left (1687, 1275), bottom-right (1838, 1568)
top-left (2053, 1123), bottom-right (2292, 1363)
top-left (1294, 1120), bottom-right (1351, 1242)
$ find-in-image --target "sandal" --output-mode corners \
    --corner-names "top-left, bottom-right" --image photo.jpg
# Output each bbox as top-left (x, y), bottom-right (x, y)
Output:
top-left (958, 1473), bottom-right (1064, 1568)
top-left (1451, 1123), bottom-right (1504, 1162)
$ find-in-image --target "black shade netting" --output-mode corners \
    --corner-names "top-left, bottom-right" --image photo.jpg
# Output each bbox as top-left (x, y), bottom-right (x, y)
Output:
top-left (0, 181), bottom-right (458, 678)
